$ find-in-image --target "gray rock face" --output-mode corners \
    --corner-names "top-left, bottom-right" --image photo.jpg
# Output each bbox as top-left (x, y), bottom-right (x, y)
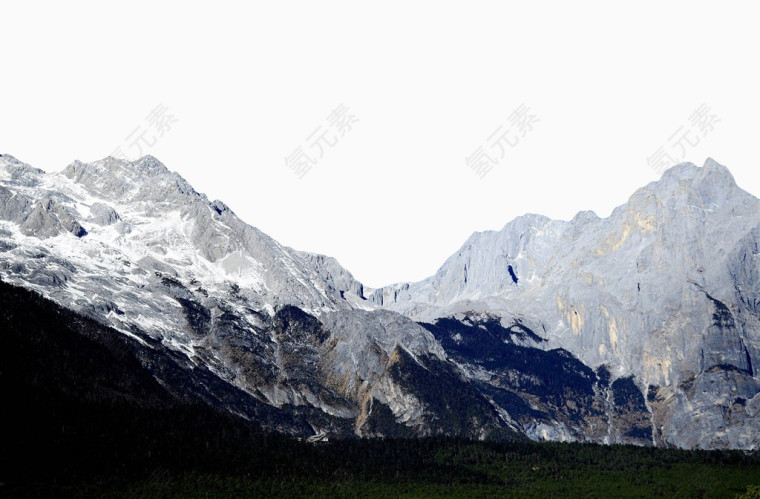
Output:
top-left (0, 154), bottom-right (44, 187)
top-left (89, 202), bottom-right (121, 226)
top-left (372, 158), bottom-right (760, 449)
top-left (0, 153), bottom-right (757, 449)
top-left (0, 165), bottom-right (85, 238)
top-left (0, 186), bottom-right (33, 223)
top-left (20, 198), bottom-right (87, 238)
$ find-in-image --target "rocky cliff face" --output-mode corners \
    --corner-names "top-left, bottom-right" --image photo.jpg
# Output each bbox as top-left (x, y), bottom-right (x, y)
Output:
top-left (372, 158), bottom-right (760, 449)
top-left (0, 153), bottom-right (757, 449)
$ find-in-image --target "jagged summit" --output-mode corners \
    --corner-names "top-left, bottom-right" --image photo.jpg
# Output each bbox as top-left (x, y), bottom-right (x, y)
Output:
top-left (0, 154), bottom-right (371, 320)
top-left (0, 154), bottom-right (44, 186)
top-left (0, 153), bottom-right (19, 163)
top-left (61, 155), bottom-right (200, 204)
top-left (703, 156), bottom-right (736, 177)
top-left (570, 210), bottom-right (600, 225)
top-left (373, 158), bottom-right (758, 310)
top-left (627, 157), bottom-right (740, 210)
top-left (654, 157), bottom-right (735, 182)
top-left (66, 154), bottom-right (172, 176)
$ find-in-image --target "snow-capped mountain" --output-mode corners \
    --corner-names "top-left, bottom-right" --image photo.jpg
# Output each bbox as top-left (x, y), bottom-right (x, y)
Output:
top-left (0, 153), bottom-right (514, 440)
top-left (1, 153), bottom-right (757, 449)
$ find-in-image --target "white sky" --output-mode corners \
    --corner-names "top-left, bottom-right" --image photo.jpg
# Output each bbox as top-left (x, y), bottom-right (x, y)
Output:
top-left (2, 1), bottom-right (759, 288)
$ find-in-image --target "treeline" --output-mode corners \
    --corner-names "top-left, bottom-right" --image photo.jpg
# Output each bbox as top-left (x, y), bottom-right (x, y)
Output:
top-left (2, 279), bottom-right (759, 497)
top-left (4, 398), bottom-right (760, 498)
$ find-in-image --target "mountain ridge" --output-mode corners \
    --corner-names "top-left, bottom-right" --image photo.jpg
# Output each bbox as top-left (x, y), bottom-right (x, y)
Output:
top-left (1, 153), bottom-right (757, 449)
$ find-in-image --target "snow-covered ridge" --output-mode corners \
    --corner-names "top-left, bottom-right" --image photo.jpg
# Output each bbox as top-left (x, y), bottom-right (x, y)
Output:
top-left (0, 153), bottom-right (369, 340)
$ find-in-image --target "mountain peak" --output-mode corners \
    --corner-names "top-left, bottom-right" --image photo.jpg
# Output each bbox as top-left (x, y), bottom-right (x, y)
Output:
top-left (130, 155), bottom-right (171, 176)
top-left (0, 153), bottom-right (22, 165)
top-left (0, 154), bottom-right (44, 186)
top-left (66, 155), bottom-right (172, 179)
top-left (622, 158), bottom-right (743, 217)
top-left (570, 210), bottom-right (600, 226)
top-left (62, 155), bottom-right (198, 204)
top-left (700, 157), bottom-right (737, 187)
top-left (499, 213), bottom-right (553, 233)
top-left (657, 157), bottom-right (736, 186)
